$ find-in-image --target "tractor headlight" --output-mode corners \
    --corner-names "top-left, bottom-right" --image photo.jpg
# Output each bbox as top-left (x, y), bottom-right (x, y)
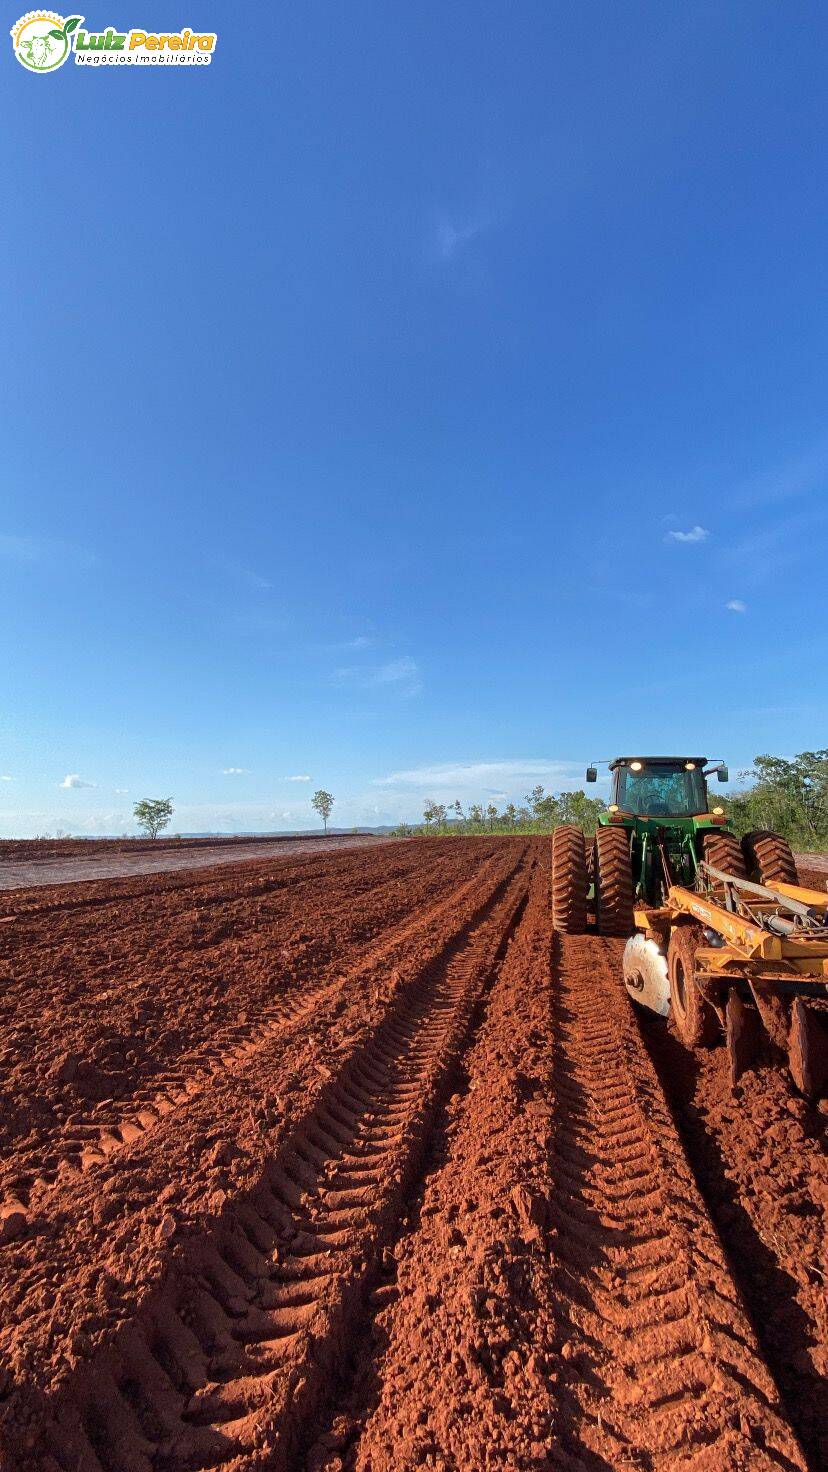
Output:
top-left (712, 805), bottom-right (724, 815)
top-left (608, 803), bottom-right (619, 813)
top-left (630, 761), bottom-right (643, 772)
top-left (685, 761), bottom-right (696, 771)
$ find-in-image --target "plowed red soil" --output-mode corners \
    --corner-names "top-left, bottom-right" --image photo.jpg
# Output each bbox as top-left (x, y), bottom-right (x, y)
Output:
top-left (0, 838), bottom-right (824, 1470)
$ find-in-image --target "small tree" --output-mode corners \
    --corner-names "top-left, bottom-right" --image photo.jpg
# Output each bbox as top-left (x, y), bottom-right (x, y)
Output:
top-left (422, 799), bottom-right (447, 831)
top-left (133, 798), bottom-right (173, 839)
top-left (556, 789), bottom-right (606, 833)
top-left (525, 785), bottom-right (546, 822)
top-left (535, 794), bottom-right (560, 829)
top-left (312, 789), bottom-right (334, 833)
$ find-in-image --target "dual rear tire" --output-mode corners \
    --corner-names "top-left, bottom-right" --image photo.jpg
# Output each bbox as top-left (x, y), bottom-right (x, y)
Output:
top-left (551, 824), bottom-right (634, 936)
top-left (593, 827), bottom-right (634, 936)
top-left (700, 831), bottom-right (746, 898)
top-left (701, 827), bottom-right (799, 888)
top-left (741, 830), bottom-right (799, 886)
top-left (551, 821), bottom-right (797, 938)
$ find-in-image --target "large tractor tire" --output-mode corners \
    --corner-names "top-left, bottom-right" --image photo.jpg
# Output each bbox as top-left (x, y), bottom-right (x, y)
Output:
top-left (552, 825), bottom-right (588, 934)
top-left (741, 830), bottom-right (799, 887)
top-left (700, 831), bottom-right (746, 898)
top-left (594, 827), bottom-right (634, 937)
top-left (668, 924), bottom-right (718, 1048)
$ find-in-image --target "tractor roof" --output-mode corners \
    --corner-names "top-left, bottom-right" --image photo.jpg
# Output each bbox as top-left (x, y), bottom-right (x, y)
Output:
top-left (609, 756), bottom-right (708, 769)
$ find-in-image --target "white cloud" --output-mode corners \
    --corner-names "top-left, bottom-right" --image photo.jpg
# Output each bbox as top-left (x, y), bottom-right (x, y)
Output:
top-left (0, 774), bottom-right (11, 781)
top-left (666, 525), bottom-right (709, 544)
top-left (114, 787), bottom-right (129, 794)
top-left (333, 635), bottom-right (373, 651)
top-left (373, 657), bottom-right (419, 686)
top-left (332, 656), bottom-right (422, 699)
top-left (59, 774), bottom-right (97, 790)
top-left (726, 599), bottom-right (747, 613)
top-left (287, 774), bottom-right (311, 782)
top-left (240, 569), bottom-right (272, 590)
top-left (435, 215), bottom-right (490, 261)
top-left (222, 767), bottom-right (247, 775)
top-left (374, 759), bottom-right (581, 790)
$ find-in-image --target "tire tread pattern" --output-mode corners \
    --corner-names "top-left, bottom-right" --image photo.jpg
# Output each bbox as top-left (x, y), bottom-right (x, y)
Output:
top-left (552, 826), bottom-right (588, 935)
top-left (700, 831), bottom-right (746, 897)
top-left (594, 827), bottom-right (634, 937)
top-left (741, 829), bottom-right (799, 887)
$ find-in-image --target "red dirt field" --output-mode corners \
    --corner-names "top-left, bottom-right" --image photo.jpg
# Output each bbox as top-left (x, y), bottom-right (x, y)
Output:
top-left (0, 838), bottom-right (824, 1470)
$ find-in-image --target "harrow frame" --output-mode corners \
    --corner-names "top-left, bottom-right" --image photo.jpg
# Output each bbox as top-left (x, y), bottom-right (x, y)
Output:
top-left (634, 865), bottom-right (828, 1097)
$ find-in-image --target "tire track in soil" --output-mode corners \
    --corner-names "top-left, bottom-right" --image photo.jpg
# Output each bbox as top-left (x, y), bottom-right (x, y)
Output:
top-left (313, 843), bottom-right (561, 1472)
top-left (546, 934), bottom-right (808, 1472)
top-left (0, 841), bottom-right (492, 1218)
top-left (0, 847), bottom-right (526, 1413)
top-left (637, 998), bottom-right (828, 1470)
top-left (0, 856), bottom-right (508, 1226)
top-left (315, 878), bottom-right (807, 1472)
top-left (13, 858), bottom-right (533, 1470)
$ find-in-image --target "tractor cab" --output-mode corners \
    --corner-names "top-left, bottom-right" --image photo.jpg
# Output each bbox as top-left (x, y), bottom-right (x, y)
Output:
top-left (606, 757), bottom-right (720, 819)
top-left (584, 756), bottom-right (732, 909)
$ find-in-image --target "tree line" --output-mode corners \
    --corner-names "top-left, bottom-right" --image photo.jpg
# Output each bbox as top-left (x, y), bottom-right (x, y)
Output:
top-left (397, 751), bottom-right (828, 850)
top-left (726, 750), bottom-right (828, 849)
top-left (395, 785), bottom-right (607, 837)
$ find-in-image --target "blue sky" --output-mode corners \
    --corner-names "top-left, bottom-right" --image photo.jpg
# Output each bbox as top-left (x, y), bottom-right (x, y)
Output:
top-left (2, 1), bottom-right (827, 835)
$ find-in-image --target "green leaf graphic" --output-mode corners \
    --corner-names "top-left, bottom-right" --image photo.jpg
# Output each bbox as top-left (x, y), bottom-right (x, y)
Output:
top-left (48, 28), bottom-right (65, 38)
top-left (64, 16), bottom-right (82, 34)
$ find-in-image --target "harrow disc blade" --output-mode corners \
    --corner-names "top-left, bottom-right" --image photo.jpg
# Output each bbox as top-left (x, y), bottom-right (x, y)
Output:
top-left (788, 998), bottom-right (828, 1100)
top-left (726, 989), bottom-right (761, 1087)
top-left (622, 934), bottom-right (669, 1016)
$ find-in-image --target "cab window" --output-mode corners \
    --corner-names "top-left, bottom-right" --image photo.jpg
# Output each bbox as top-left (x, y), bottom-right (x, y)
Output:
top-left (615, 765), bottom-right (707, 817)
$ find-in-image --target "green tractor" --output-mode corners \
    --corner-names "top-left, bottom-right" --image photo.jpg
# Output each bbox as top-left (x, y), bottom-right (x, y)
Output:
top-left (552, 754), bottom-right (799, 977)
top-left (553, 757), bottom-right (823, 1088)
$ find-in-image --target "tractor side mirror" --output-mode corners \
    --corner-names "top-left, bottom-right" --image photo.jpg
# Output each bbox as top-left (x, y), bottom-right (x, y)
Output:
top-left (717, 765), bottom-right (729, 783)
top-left (586, 766), bottom-right (597, 783)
